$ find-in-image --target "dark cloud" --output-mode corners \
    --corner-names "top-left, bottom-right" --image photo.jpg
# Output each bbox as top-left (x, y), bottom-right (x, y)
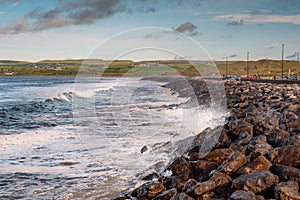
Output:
top-left (228, 54), bottom-right (237, 58)
top-left (286, 52), bottom-right (298, 60)
top-left (144, 21), bottom-right (199, 39)
top-left (175, 21), bottom-right (196, 33)
top-left (227, 19), bottom-right (244, 26)
top-left (145, 7), bottom-right (156, 13)
top-left (0, 0), bottom-right (156, 34)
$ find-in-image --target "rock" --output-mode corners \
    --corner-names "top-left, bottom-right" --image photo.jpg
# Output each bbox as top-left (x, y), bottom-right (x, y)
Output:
top-left (237, 156), bottom-right (272, 174)
top-left (170, 193), bottom-right (194, 200)
top-left (219, 151), bottom-right (247, 174)
top-left (147, 183), bottom-right (166, 198)
top-left (230, 119), bottom-right (253, 137)
top-left (209, 172), bottom-right (232, 188)
top-left (232, 171), bottom-right (279, 194)
top-left (271, 164), bottom-right (300, 182)
top-left (153, 188), bottom-right (177, 200)
top-left (187, 180), bottom-right (216, 197)
top-left (255, 116), bottom-right (279, 135)
top-left (141, 146), bottom-right (148, 154)
top-left (267, 130), bottom-right (290, 147)
top-left (182, 179), bottom-right (198, 193)
top-left (213, 129), bottom-right (232, 149)
top-left (131, 182), bottom-right (166, 199)
top-left (199, 162), bottom-right (219, 182)
top-left (230, 132), bottom-right (252, 154)
top-left (229, 190), bottom-right (256, 200)
top-left (268, 145), bottom-right (300, 167)
top-left (204, 148), bottom-right (234, 164)
top-left (274, 181), bottom-right (300, 200)
top-left (167, 157), bottom-right (193, 181)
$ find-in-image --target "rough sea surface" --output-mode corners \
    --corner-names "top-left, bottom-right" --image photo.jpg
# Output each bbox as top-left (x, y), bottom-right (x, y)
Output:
top-left (0, 76), bottom-right (224, 199)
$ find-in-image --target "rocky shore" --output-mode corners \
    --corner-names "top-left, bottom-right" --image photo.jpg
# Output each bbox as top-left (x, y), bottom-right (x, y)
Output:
top-left (116, 78), bottom-right (300, 200)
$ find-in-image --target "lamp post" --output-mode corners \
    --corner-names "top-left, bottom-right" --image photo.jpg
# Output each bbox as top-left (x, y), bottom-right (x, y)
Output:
top-left (226, 56), bottom-right (228, 77)
top-left (246, 52), bottom-right (249, 77)
top-left (297, 52), bottom-right (299, 80)
top-left (281, 44), bottom-right (284, 80)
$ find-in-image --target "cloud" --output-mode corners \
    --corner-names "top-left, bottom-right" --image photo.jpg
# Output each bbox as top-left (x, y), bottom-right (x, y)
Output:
top-left (145, 7), bottom-right (156, 13)
top-left (215, 13), bottom-right (300, 25)
top-left (227, 19), bottom-right (244, 26)
top-left (0, 11), bottom-right (5, 14)
top-left (144, 21), bottom-right (199, 39)
top-left (0, 0), bottom-right (156, 34)
top-left (228, 54), bottom-right (237, 58)
top-left (1, 0), bottom-right (19, 5)
top-left (175, 21), bottom-right (197, 33)
top-left (286, 52), bottom-right (298, 60)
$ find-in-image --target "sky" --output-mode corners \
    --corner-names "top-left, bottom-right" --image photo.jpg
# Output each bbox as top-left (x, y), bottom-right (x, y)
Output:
top-left (0, 0), bottom-right (300, 61)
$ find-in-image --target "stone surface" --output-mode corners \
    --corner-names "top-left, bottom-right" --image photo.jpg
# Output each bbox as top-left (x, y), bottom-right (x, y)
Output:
top-left (153, 188), bottom-right (177, 200)
top-left (232, 171), bottom-right (279, 194)
top-left (204, 148), bottom-right (234, 164)
top-left (187, 180), bottom-right (216, 197)
top-left (229, 190), bottom-right (256, 200)
top-left (274, 181), bottom-right (300, 200)
top-left (271, 164), bottom-right (300, 182)
top-left (237, 156), bottom-right (272, 174)
top-left (209, 172), bottom-right (232, 188)
top-left (268, 145), bottom-right (300, 167)
top-left (220, 151), bottom-right (247, 174)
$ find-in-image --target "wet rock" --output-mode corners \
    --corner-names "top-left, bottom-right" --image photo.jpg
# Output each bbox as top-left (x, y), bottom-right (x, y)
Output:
top-left (141, 146), bottom-right (148, 154)
top-left (274, 181), bottom-right (300, 200)
top-left (182, 179), bottom-right (198, 193)
top-left (147, 183), bottom-right (166, 198)
top-left (229, 190), bottom-right (256, 200)
top-left (230, 119), bottom-right (253, 137)
top-left (131, 182), bottom-right (166, 199)
top-left (213, 129), bottom-right (232, 149)
top-left (153, 188), bottom-right (177, 200)
top-left (187, 180), bottom-right (216, 197)
top-left (230, 132), bottom-right (252, 154)
top-left (199, 161), bottom-right (219, 182)
top-left (237, 156), bottom-right (272, 174)
top-left (204, 148), bottom-right (234, 164)
top-left (271, 164), bottom-right (300, 182)
top-left (268, 145), bottom-right (300, 167)
top-left (219, 151), bottom-right (247, 174)
top-left (255, 116), bottom-right (279, 135)
top-left (232, 171), bottom-right (279, 194)
top-left (167, 157), bottom-right (193, 181)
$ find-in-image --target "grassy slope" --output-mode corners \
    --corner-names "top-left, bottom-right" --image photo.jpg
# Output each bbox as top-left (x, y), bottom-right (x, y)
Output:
top-left (0, 59), bottom-right (299, 77)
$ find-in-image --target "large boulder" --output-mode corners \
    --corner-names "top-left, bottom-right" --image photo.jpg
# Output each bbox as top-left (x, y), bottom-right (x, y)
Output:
top-left (271, 164), bottom-right (300, 182)
top-left (268, 145), bottom-right (300, 167)
top-left (219, 151), bottom-right (247, 174)
top-left (237, 156), bottom-right (272, 174)
top-left (274, 181), bottom-right (300, 200)
top-left (232, 171), bottom-right (279, 194)
top-left (187, 180), bottom-right (216, 197)
top-left (204, 148), bottom-right (234, 164)
top-left (229, 190), bottom-right (256, 200)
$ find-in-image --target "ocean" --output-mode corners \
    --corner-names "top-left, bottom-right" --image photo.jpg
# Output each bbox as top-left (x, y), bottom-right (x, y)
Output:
top-left (0, 76), bottom-right (224, 199)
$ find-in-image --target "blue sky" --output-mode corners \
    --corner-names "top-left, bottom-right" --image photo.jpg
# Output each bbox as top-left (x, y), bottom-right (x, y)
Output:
top-left (0, 0), bottom-right (300, 61)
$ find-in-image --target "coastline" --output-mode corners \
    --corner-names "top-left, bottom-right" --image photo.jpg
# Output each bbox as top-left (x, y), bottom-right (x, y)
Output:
top-left (117, 78), bottom-right (300, 199)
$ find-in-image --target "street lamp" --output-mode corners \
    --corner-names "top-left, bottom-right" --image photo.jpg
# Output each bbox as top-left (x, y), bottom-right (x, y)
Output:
top-left (297, 52), bottom-right (299, 80)
top-left (281, 44), bottom-right (284, 80)
top-left (246, 52), bottom-right (249, 77)
top-left (226, 57), bottom-right (228, 77)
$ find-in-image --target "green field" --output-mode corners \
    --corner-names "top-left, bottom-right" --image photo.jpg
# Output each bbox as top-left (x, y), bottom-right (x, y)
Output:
top-left (0, 59), bottom-right (299, 77)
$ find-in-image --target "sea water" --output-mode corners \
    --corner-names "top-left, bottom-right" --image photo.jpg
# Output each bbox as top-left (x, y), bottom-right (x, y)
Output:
top-left (0, 76), bottom-right (224, 199)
